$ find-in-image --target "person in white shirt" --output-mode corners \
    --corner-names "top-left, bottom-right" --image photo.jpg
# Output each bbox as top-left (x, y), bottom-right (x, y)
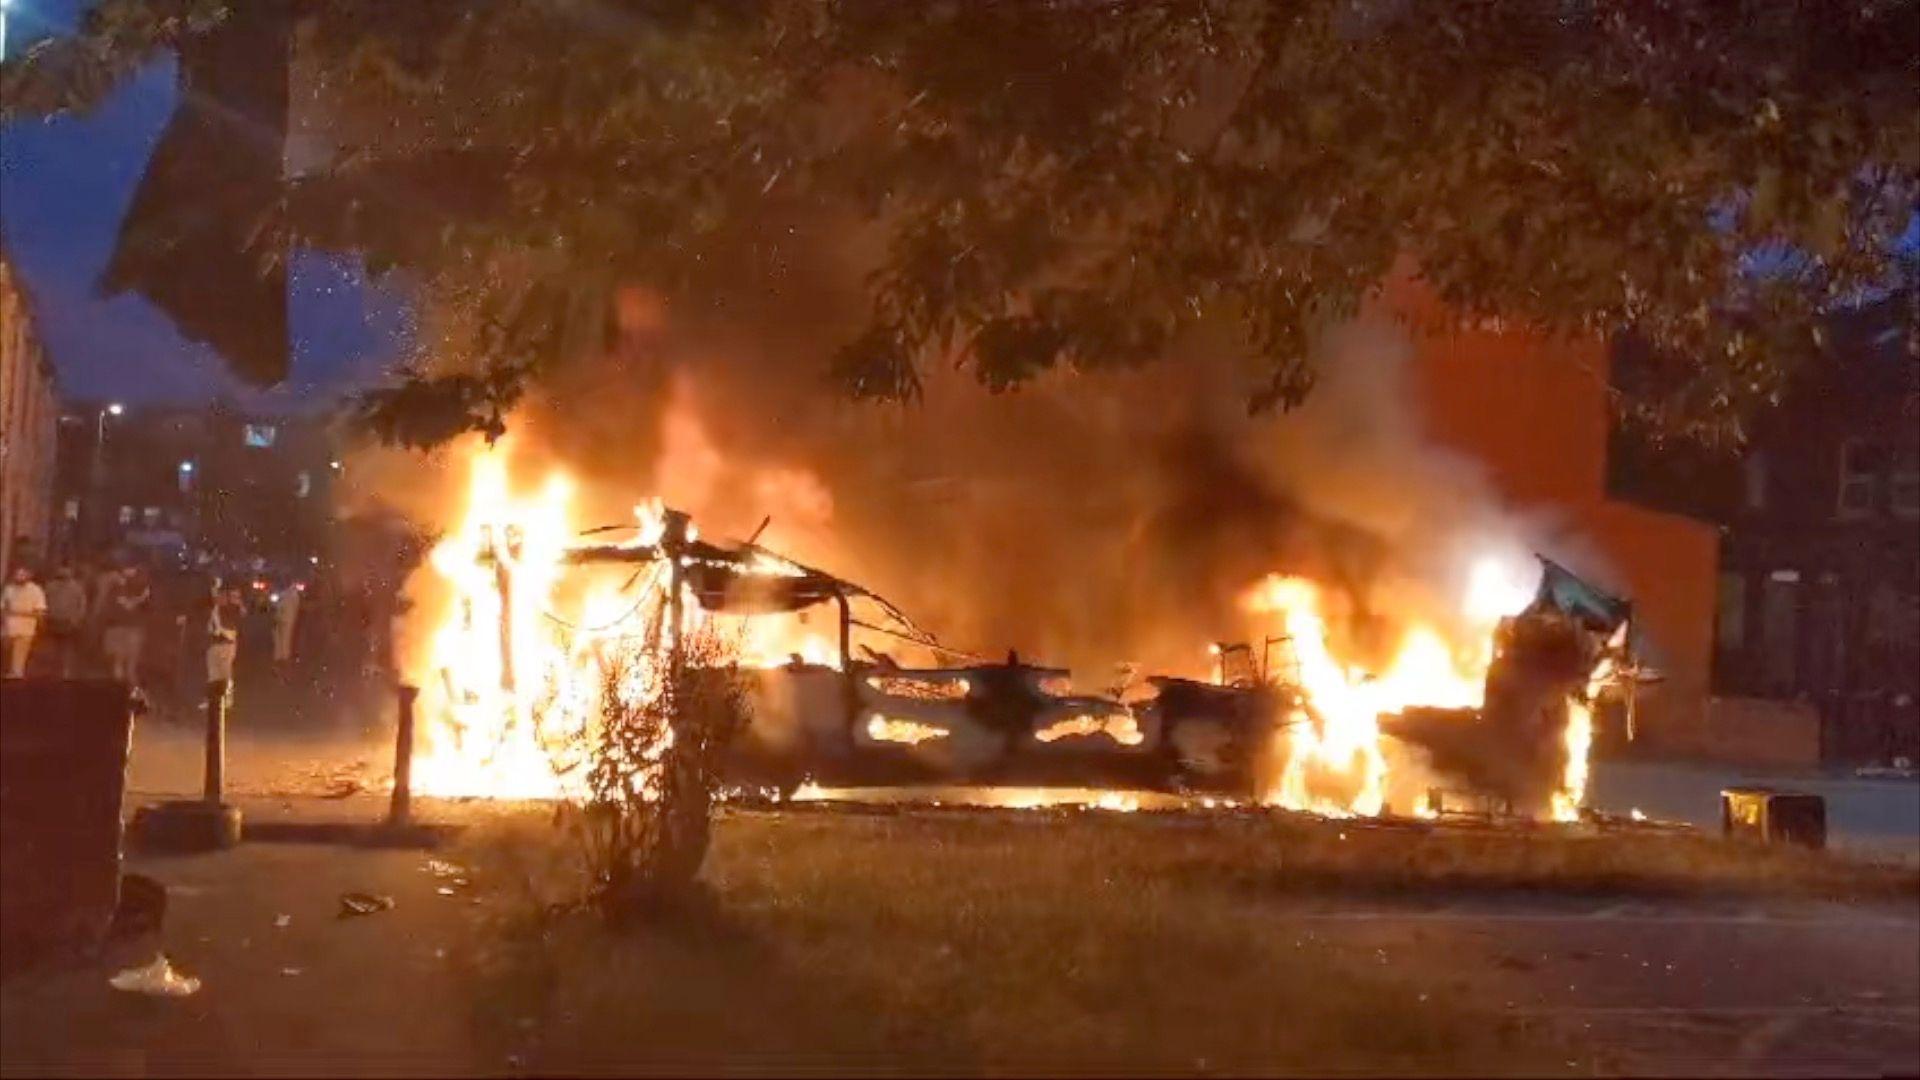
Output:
top-left (271, 584), bottom-right (302, 665)
top-left (2, 567), bottom-right (49, 678)
top-left (207, 585), bottom-right (246, 687)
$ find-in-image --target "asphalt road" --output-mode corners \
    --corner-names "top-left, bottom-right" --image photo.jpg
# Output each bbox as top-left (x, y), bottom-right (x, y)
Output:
top-left (1279, 893), bottom-right (1920, 1077)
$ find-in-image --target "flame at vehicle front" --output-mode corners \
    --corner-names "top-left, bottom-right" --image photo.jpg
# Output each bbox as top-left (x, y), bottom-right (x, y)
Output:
top-left (1244, 555), bottom-right (1604, 822)
top-left (407, 442), bottom-right (842, 801)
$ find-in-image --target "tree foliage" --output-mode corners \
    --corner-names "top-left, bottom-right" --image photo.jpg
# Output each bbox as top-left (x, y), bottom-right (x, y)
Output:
top-left (4, 0), bottom-right (1915, 441)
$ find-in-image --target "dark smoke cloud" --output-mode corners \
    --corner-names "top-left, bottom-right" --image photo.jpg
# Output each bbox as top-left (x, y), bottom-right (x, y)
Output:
top-left (352, 218), bottom-right (1587, 686)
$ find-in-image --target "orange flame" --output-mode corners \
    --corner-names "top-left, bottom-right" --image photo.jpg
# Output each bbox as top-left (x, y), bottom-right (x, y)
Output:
top-left (1245, 559), bottom-right (1594, 822)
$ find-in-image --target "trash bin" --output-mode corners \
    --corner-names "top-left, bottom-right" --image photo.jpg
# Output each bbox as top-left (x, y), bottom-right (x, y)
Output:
top-left (1721, 786), bottom-right (1827, 850)
top-left (0, 679), bottom-right (136, 972)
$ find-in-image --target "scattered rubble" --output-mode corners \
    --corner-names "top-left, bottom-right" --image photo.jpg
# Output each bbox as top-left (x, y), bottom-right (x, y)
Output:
top-left (338, 892), bottom-right (396, 917)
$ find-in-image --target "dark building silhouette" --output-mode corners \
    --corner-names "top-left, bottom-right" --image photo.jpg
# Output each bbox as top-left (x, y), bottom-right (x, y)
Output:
top-left (1612, 294), bottom-right (1919, 767)
top-left (53, 402), bottom-right (341, 576)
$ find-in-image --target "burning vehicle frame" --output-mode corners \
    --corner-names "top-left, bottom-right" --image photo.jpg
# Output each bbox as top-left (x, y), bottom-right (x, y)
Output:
top-left (444, 492), bottom-right (1640, 821)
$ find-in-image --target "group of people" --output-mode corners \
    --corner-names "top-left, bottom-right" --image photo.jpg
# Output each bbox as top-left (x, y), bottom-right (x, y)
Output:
top-left (0, 560), bottom-right (295, 688)
top-left (1, 562), bottom-right (154, 680)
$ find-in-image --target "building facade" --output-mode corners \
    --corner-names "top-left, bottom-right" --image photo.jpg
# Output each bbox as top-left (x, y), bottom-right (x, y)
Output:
top-left (0, 255), bottom-right (61, 575)
top-left (1387, 279), bottom-right (1721, 763)
top-left (1713, 301), bottom-right (1917, 766)
top-left (53, 401), bottom-right (341, 577)
top-left (1612, 295), bottom-right (1919, 767)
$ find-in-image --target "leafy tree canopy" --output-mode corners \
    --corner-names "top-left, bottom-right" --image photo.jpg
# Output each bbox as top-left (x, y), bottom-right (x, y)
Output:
top-left (5, 0), bottom-right (1915, 445)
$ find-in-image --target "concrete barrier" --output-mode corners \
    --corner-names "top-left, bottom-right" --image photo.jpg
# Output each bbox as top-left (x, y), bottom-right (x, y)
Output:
top-left (0, 679), bottom-right (135, 973)
top-left (1685, 696), bottom-right (1824, 769)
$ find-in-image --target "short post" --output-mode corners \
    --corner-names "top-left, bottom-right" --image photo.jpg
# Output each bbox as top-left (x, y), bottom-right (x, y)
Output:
top-left (836, 589), bottom-right (859, 737)
top-left (389, 684), bottom-right (419, 826)
top-left (203, 679), bottom-right (229, 805)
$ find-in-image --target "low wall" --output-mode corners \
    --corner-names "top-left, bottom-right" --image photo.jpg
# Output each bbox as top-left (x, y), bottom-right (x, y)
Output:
top-left (1679, 696), bottom-right (1824, 770)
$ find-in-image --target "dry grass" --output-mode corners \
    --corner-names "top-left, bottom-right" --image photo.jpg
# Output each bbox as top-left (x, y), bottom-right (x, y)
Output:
top-left (438, 803), bottom-right (1915, 1076)
top-left (1118, 809), bottom-right (1920, 902)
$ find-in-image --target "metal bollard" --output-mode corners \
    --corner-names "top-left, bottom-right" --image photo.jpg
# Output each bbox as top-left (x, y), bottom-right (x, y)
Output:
top-left (203, 679), bottom-right (230, 805)
top-left (389, 684), bottom-right (419, 826)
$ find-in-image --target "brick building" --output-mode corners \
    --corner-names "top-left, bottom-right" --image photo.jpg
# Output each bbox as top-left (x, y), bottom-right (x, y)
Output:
top-left (1384, 275), bottom-right (1721, 761)
top-left (0, 252), bottom-right (61, 576)
top-left (1609, 295), bottom-right (1917, 767)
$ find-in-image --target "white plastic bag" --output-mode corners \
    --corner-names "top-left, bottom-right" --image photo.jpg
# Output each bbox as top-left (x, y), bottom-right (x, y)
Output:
top-left (108, 954), bottom-right (201, 997)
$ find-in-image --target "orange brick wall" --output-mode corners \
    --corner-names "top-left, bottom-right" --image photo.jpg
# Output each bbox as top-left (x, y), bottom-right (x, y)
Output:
top-left (1379, 274), bottom-right (1718, 753)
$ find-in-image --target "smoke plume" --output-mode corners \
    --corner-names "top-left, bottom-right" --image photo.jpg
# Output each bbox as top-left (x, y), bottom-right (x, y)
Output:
top-left (345, 226), bottom-right (1589, 687)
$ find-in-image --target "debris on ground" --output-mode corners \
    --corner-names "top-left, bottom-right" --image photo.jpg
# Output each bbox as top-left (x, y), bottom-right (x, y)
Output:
top-left (338, 892), bottom-right (396, 917)
top-left (107, 874), bottom-right (169, 941)
top-left (273, 914), bottom-right (291, 929)
top-left (108, 954), bottom-right (201, 997)
top-left (281, 967), bottom-right (303, 977)
top-left (422, 858), bottom-right (467, 879)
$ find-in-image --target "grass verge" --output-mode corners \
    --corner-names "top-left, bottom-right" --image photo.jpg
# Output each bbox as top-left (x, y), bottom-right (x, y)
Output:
top-left (441, 803), bottom-right (1917, 1075)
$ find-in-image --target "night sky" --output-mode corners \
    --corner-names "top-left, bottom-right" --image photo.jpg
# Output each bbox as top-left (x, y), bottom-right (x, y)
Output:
top-left (0, 0), bottom-right (408, 410)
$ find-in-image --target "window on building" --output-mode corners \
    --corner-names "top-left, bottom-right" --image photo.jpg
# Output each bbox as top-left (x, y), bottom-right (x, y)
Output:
top-left (1806, 582), bottom-right (1849, 696)
top-left (1760, 572), bottom-right (1800, 696)
top-left (117, 505), bottom-right (134, 525)
top-left (63, 499), bottom-right (79, 521)
top-left (142, 507), bottom-right (161, 528)
top-left (1860, 585), bottom-right (1920, 701)
top-left (243, 423), bottom-right (278, 448)
top-left (1837, 439), bottom-right (1882, 519)
top-left (1742, 453), bottom-right (1768, 511)
top-left (1715, 572), bottom-right (1747, 659)
top-left (1893, 446), bottom-right (1919, 520)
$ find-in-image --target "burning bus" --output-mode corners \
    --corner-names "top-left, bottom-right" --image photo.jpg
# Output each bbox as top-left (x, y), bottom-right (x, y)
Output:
top-left (406, 446), bottom-right (1632, 821)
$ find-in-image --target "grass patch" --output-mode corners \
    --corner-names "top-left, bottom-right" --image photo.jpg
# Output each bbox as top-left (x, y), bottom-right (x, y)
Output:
top-left (442, 806), bottom-right (1913, 1074)
top-left (1134, 811), bottom-right (1920, 902)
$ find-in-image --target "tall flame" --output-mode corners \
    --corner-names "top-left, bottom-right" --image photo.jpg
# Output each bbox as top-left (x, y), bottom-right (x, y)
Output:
top-left (1245, 557), bottom-right (1598, 822)
top-left (407, 441), bottom-right (1599, 821)
top-left (409, 443), bottom-right (842, 799)
top-left (1247, 576), bottom-right (1488, 817)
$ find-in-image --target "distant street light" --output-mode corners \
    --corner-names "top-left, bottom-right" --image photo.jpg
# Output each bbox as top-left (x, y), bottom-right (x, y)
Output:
top-left (92, 403), bottom-right (128, 549)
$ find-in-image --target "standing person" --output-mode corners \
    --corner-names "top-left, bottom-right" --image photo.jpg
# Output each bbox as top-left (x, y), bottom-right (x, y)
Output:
top-left (102, 567), bottom-right (152, 685)
top-left (271, 583), bottom-right (302, 666)
top-left (42, 566), bottom-right (89, 677)
top-left (206, 584), bottom-right (246, 690)
top-left (2, 567), bottom-right (48, 678)
top-left (87, 560), bottom-right (124, 673)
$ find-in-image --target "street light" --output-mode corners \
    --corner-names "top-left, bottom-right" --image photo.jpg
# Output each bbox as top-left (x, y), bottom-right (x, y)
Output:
top-left (91, 403), bottom-right (127, 550)
top-left (95, 402), bottom-right (124, 447)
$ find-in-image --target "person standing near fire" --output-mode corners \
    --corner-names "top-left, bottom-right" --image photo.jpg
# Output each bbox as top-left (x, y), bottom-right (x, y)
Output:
top-left (271, 583), bottom-right (302, 666)
top-left (206, 584), bottom-right (246, 689)
top-left (101, 566), bottom-right (152, 685)
top-left (42, 566), bottom-right (89, 677)
top-left (2, 566), bottom-right (48, 678)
